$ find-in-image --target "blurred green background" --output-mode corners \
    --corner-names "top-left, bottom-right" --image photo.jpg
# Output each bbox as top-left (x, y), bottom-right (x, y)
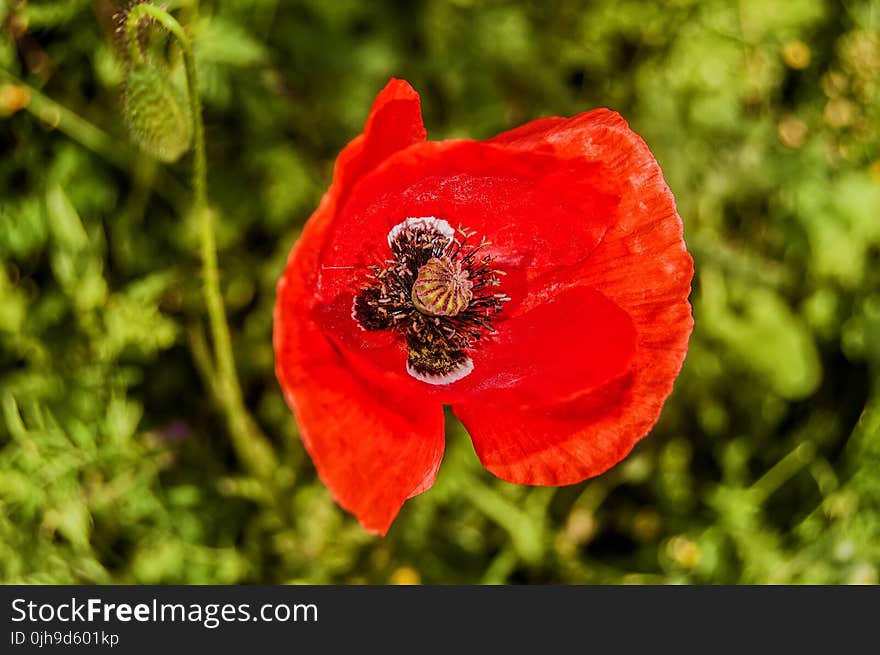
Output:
top-left (1, 0), bottom-right (879, 584)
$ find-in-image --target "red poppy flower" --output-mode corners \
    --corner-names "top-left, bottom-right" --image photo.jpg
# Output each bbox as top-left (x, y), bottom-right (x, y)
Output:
top-left (274, 79), bottom-right (693, 535)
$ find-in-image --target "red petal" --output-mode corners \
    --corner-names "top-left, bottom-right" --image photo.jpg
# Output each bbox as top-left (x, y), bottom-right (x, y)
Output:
top-left (455, 109), bottom-right (694, 485)
top-left (453, 373), bottom-right (638, 485)
top-left (464, 285), bottom-right (636, 404)
top-left (274, 306), bottom-right (444, 533)
top-left (339, 78), bottom-right (427, 201)
top-left (317, 140), bottom-right (620, 297)
top-left (284, 78), bottom-right (426, 274)
top-left (275, 221), bottom-right (444, 533)
top-left (274, 78), bottom-right (441, 534)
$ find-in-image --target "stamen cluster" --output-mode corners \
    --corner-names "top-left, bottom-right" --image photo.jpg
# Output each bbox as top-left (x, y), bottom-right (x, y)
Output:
top-left (352, 218), bottom-right (510, 383)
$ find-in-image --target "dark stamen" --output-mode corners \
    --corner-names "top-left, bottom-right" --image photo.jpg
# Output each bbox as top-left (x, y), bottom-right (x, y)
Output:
top-left (352, 217), bottom-right (509, 384)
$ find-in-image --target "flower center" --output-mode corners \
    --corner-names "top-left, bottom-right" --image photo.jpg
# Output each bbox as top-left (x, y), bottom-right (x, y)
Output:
top-left (351, 216), bottom-right (509, 385)
top-left (411, 257), bottom-right (473, 317)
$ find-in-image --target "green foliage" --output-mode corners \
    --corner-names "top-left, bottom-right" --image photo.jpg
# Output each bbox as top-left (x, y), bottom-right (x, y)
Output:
top-left (1, 0), bottom-right (879, 584)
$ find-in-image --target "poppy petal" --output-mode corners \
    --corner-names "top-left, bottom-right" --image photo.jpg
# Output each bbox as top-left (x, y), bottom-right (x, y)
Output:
top-left (274, 310), bottom-right (445, 533)
top-left (338, 78), bottom-right (427, 199)
top-left (317, 140), bottom-right (620, 295)
top-left (463, 284), bottom-right (636, 404)
top-left (453, 373), bottom-right (637, 485)
top-left (275, 212), bottom-right (445, 533)
top-left (274, 78), bottom-right (442, 534)
top-left (456, 109), bottom-right (694, 485)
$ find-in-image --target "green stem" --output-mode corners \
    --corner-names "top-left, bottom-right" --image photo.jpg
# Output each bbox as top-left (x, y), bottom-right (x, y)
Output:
top-left (459, 473), bottom-right (545, 566)
top-left (124, 5), bottom-right (275, 479)
top-left (4, 70), bottom-right (127, 167)
top-left (750, 441), bottom-right (816, 503)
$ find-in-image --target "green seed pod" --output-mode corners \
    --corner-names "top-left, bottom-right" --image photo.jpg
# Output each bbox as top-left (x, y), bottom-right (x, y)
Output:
top-left (412, 256), bottom-right (474, 317)
top-left (123, 64), bottom-right (192, 162)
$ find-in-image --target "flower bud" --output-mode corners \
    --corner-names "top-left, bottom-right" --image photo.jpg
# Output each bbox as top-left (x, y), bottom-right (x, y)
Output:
top-left (122, 64), bottom-right (192, 162)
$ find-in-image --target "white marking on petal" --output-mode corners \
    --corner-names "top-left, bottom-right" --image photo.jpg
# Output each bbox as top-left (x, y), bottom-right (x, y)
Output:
top-left (387, 216), bottom-right (455, 249)
top-left (406, 356), bottom-right (474, 385)
top-left (351, 297), bottom-right (368, 331)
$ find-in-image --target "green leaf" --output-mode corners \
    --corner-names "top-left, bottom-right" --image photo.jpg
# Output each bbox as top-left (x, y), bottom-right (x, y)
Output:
top-left (195, 17), bottom-right (268, 67)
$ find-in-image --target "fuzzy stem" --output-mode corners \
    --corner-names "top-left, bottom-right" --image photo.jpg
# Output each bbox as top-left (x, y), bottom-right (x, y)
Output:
top-left (124, 5), bottom-right (275, 479)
